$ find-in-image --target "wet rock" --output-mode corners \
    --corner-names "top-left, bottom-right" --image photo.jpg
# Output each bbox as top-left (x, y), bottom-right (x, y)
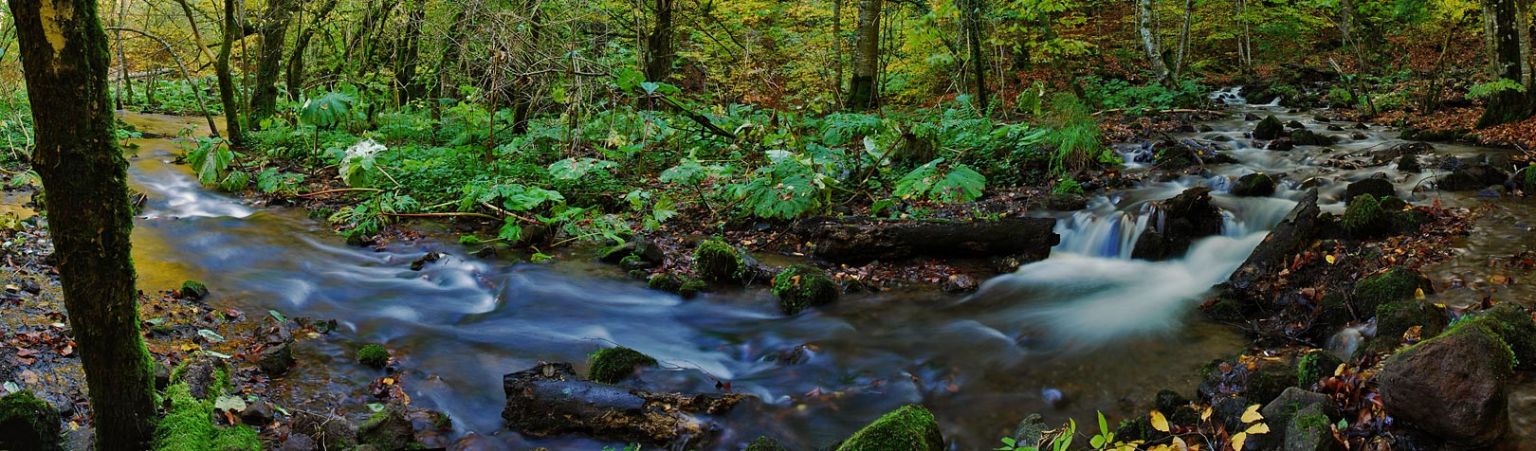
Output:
top-left (1254, 115), bottom-right (1286, 140)
top-left (1289, 129), bottom-right (1338, 146)
top-left (587, 346), bottom-right (657, 384)
top-left (1350, 132), bottom-right (1367, 140)
top-left (797, 217), bottom-right (1059, 264)
top-left (1351, 267), bottom-right (1433, 317)
top-left (178, 357), bottom-right (222, 400)
top-left (618, 254), bottom-right (654, 272)
top-left (258, 342), bottom-right (295, 376)
top-left (1211, 396), bottom-right (1252, 433)
top-left (1261, 387), bottom-right (1338, 447)
top-left (155, 363), bottom-right (171, 390)
top-left (1326, 125), bottom-right (1344, 132)
top-left (1045, 193), bottom-right (1088, 211)
top-left (291, 411), bottom-right (358, 450)
top-left (1224, 188), bottom-right (1320, 295)
top-left (358, 404), bottom-right (417, 450)
top-left (280, 433), bottom-right (317, 451)
top-left (1377, 322), bottom-right (1514, 446)
top-left (1439, 163), bottom-right (1510, 191)
top-left (1267, 138), bottom-right (1295, 151)
top-left (1198, 124), bottom-right (1215, 132)
top-left (1283, 404), bottom-right (1342, 451)
top-left (836, 404), bottom-right (944, 451)
top-left (1295, 350), bottom-right (1343, 387)
top-left (772, 265), bottom-right (839, 314)
top-left (1344, 178), bottom-right (1396, 203)
top-left (1154, 139), bottom-right (1238, 168)
top-left (1371, 299), bottom-right (1447, 351)
top-left (693, 239), bottom-right (743, 283)
top-left (1011, 413), bottom-right (1050, 447)
top-left (1397, 154), bottom-right (1422, 172)
top-left (1457, 303), bottom-right (1536, 370)
top-left (1233, 173), bottom-right (1276, 197)
top-left (647, 273), bottom-right (706, 299)
top-left (1286, 120), bottom-right (1306, 129)
top-left (357, 344), bottom-right (390, 370)
top-left (746, 436), bottom-right (789, 451)
top-left (179, 280), bottom-right (209, 301)
top-left (240, 399), bottom-right (274, 426)
top-left (409, 252), bottom-right (441, 271)
top-left (1244, 113), bottom-right (1262, 121)
top-left (941, 274), bottom-right (977, 293)
top-left (1341, 194), bottom-right (1391, 237)
top-left (501, 362), bottom-right (748, 447)
top-left (1132, 187), bottom-right (1223, 260)
top-left (449, 432), bottom-right (512, 451)
top-left (0, 391), bottom-right (61, 451)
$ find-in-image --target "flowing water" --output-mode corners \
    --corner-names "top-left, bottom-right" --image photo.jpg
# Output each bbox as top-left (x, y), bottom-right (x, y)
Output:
top-left (110, 103), bottom-right (1528, 449)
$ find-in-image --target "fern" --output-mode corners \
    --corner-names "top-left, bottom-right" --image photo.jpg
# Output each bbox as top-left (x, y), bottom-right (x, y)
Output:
top-left (893, 158), bottom-right (987, 204)
top-left (1468, 78), bottom-right (1526, 100)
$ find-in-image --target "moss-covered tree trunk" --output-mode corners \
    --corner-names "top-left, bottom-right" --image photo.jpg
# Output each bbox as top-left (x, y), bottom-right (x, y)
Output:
top-left (644, 0), bottom-right (675, 82)
top-left (846, 0), bottom-right (881, 110)
top-left (1478, 0), bottom-right (1533, 127)
top-left (285, 0), bottom-right (341, 101)
top-left (394, 0), bottom-right (429, 105)
top-left (962, 0), bottom-right (987, 111)
top-left (217, 0), bottom-right (244, 145)
top-left (251, 0), bottom-right (298, 124)
top-left (6, 1), bottom-right (157, 449)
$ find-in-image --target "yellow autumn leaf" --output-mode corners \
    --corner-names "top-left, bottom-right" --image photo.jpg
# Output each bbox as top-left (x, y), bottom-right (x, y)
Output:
top-left (1201, 406), bottom-right (1213, 421)
top-left (1171, 437), bottom-right (1190, 451)
top-left (382, 377), bottom-right (396, 386)
top-left (1334, 363), bottom-right (1348, 376)
top-left (1151, 410), bottom-right (1171, 432)
top-left (1230, 431), bottom-right (1248, 451)
top-left (1245, 422), bottom-right (1270, 434)
top-left (1240, 404), bottom-right (1263, 423)
top-left (1414, 288), bottom-right (1426, 300)
top-left (1325, 254), bottom-right (1336, 265)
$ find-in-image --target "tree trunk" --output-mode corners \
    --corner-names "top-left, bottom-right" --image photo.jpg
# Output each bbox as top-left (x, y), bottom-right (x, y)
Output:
top-left (1173, 0), bottom-right (1193, 79)
top-left (832, 0), bottom-right (844, 106)
top-left (285, 0), bottom-right (341, 100)
top-left (114, 0), bottom-right (130, 110)
top-left (1478, 0), bottom-right (1533, 128)
top-left (251, 0), bottom-right (297, 125)
top-left (218, 0), bottom-right (244, 145)
top-left (173, 0), bottom-right (217, 63)
top-left (394, 0), bottom-right (429, 105)
top-left (644, 0), bottom-right (675, 82)
top-left (1138, 0), bottom-right (1170, 82)
top-left (963, 0), bottom-right (988, 112)
top-left (846, 0), bottom-right (881, 110)
top-left (7, 1), bottom-right (157, 449)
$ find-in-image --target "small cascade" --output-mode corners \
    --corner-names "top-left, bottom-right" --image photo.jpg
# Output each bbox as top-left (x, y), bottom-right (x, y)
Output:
top-left (1209, 87), bottom-right (1247, 106)
top-left (1053, 202), bottom-right (1156, 259)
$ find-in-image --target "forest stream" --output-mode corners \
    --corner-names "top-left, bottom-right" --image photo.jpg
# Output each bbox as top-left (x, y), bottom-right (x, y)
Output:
top-left (102, 100), bottom-right (1535, 449)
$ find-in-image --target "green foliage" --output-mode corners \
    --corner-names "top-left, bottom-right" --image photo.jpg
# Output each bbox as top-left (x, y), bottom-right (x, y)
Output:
top-left (836, 405), bottom-right (944, 451)
top-left (730, 155), bottom-right (826, 220)
top-left (587, 346), bottom-right (658, 384)
top-left (1341, 193), bottom-right (1387, 235)
top-left (339, 140), bottom-right (385, 188)
top-left (1468, 78), bottom-right (1526, 100)
top-left (254, 168), bottom-right (305, 195)
top-left (356, 344), bottom-right (390, 369)
top-left (185, 137), bottom-right (236, 187)
top-left (893, 158), bottom-right (987, 204)
top-left (154, 367), bottom-right (260, 451)
top-left (1042, 94), bottom-right (1113, 175)
top-left (218, 170), bottom-right (249, 192)
top-left (1052, 177), bottom-right (1084, 195)
top-left (299, 92), bottom-right (355, 129)
top-left (772, 265), bottom-right (839, 315)
top-left (0, 391), bottom-right (60, 451)
top-left (1079, 76), bottom-right (1208, 114)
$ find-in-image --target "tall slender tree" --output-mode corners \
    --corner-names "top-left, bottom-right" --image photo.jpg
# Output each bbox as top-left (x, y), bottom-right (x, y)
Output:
top-left (1477, 0), bottom-right (1533, 127)
top-left (286, 0), bottom-right (342, 100)
top-left (645, 0), bottom-right (676, 82)
top-left (217, 0), bottom-right (244, 145)
top-left (847, 0), bottom-right (882, 110)
top-left (962, 0), bottom-right (988, 111)
top-left (7, 0), bottom-right (158, 448)
top-left (251, 0), bottom-right (299, 124)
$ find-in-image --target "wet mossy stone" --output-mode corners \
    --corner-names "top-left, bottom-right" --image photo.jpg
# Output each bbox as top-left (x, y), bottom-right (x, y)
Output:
top-left (1344, 178), bottom-right (1396, 203)
top-left (1284, 404), bottom-right (1342, 451)
top-left (1377, 322), bottom-right (1514, 445)
top-left (357, 344), bottom-right (390, 369)
top-left (836, 404), bottom-right (944, 451)
top-left (587, 346), bottom-right (658, 384)
top-left (1340, 194), bottom-right (1389, 236)
top-left (1244, 360), bottom-right (1296, 405)
top-left (179, 280), bottom-right (210, 301)
top-left (647, 273), bottom-right (707, 299)
top-left (1289, 129), bottom-right (1338, 146)
top-left (1233, 173), bottom-right (1276, 197)
top-left (357, 404), bottom-right (417, 450)
top-left (1254, 115), bottom-right (1286, 140)
top-left (1351, 267), bottom-right (1432, 316)
top-left (1296, 350), bottom-right (1343, 388)
top-left (772, 265), bottom-right (839, 315)
top-left (1456, 303), bottom-right (1536, 370)
top-left (693, 239), bottom-right (743, 283)
top-left (0, 391), bottom-right (60, 451)
top-left (746, 436), bottom-right (789, 451)
top-left (1372, 299), bottom-right (1448, 351)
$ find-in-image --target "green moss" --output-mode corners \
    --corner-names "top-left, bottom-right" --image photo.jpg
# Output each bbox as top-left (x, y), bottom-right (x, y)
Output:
top-left (1294, 412), bottom-right (1331, 433)
top-left (1453, 303), bottom-right (1536, 369)
top-left (836, 404), bottom-right (945, 451)
top-left (647, 273), bottom-right (707, 298)
top-left (1341, 194), bottom-right (1388, 236)
top-left (154, 382), bottom-right (260, 451)
top-left (1372, 299), bottom-right (1447, 351)
top-left (587, 346), bottom-right (658, 384)
top-left (692, 239), bottom-right (743, 283)
top-left (746, 436), bottom-right (789, 451)
top-left (1232, 173), bottom-right (1276, 197)
top-left (1244, 362), bottom-right (1294, 405)
top-left (772, 265), bottom-right (839, 315)
top-left (180, 280), bottom-right (210, 300)
top-left (0, 391), bottom-right (61, 451)
top-left (1351, 267), bottom-right (1429, 315)
top-left (1296, 350), bottom-right (1343, 387)
top-left (358, 405), bottom-right (418, 450)
top-left (357, 344), bottom-right (390, 369)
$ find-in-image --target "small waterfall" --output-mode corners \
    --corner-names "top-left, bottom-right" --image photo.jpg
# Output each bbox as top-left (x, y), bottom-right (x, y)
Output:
top-left (1054, 205), bottom-right (1154, 259)
top-left (1209, 87), bottom-right (1247, 106)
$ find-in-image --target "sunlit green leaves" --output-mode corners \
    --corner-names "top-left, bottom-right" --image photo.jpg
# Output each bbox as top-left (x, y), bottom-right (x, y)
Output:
top-left (186, 137), bottom-right (236, 187)
top-left (300, 92), bottom-right (355, 129)
top-left (548, 157), bottom-right (618, 181)
top-left (893, 158), bottom-right (987, 204)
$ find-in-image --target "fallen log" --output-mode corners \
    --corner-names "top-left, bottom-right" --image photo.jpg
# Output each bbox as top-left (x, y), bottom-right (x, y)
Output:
top-left (796, 217), bottom-right (1059, 264)
top-left (501, 362), bottom-right (749, 447)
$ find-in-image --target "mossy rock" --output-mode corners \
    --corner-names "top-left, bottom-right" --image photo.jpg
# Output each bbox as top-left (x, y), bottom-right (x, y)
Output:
top-left (0, 391), bottom-right (60, 451)
top-left (587, 346), bottom-right (658, 384)
top-left (1455, 303), bottom-right (1536, 370)
top-left (1289, 129), bottom-right (1339, 146)
top-left (772, 265), bottom-right (839, 315)
top-left (1296, 350), bottom-right (1343, 388)
top-left (357, 404), bottom-right (417, 450)
top-left (1372, 299), bottom-right (1448, 351)
top-left (835, 404), bottom-right (944, 451)
top-left (156, 382), bottom-right (262, 451)
top-left (179, 280), bottom-right (210, 300)
top-left (357, 344), bottom-right (390, 369)
top-left (1341, 194), bottom-right (1389, 236)
top-left (1351, 267), bottom-right (1432, 315)
top-left (745, 436), bottom-right (789, 451)
top-left (1232, 173), bottom-right (1276, 197)
top-left (647, 273), bottom-right (707, 299)
top-left (1254, 115), bottom-right (1286, 140)
top-left (693, 239), bottom-right (743, 283)
top-left (1243, 360), bottom-right (1296, 405)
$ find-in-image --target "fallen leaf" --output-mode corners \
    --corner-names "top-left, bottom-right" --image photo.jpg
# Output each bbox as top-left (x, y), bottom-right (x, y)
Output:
top-left (1240, 404), bottom-right (1263, 423)
top-left (1231, 431), bottom-right (1248, 450)
top-left (1414, 288), bottom-right (1426, 300)
top-left (1245, 422), bottom-right (1270, 434)
top-left (1151, 410), bottom-right (1170, 432)
top-left (1325, 255), bottom-right (1336, 265)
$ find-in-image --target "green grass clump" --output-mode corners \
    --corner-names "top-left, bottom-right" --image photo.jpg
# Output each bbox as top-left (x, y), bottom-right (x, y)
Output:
top-left (587, 346), bottom-right (658, 384)
top-left (693, 239), bottom-right (743, 283)
top-left (357, 344), bottom-right (390, 369)
top-left (772, 265), bottom-right (839, 315)
top-left (836, 404), bottom-right (945, 451)
top-left (0, 391), bottom-right (60, 451)
top-left (154, 381), bottom-right (260, 451)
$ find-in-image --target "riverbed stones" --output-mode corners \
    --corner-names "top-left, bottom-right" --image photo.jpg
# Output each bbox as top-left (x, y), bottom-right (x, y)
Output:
top-left (1371, 299), bottom-right (1447, 351)
top-left (1261, 387), bottom-right (1337, 448)
top-left (258, 342), bottom-right (295, 376)
top-left (1132, 187), bottom-right (1223, 260)
top-left (179, 280), bottom-right (210, 300)
top-left (586, 346), bottom-right (657, 384)
top-left (772, 265), bottom-right (839, 315)
top-left (292, 411), bottom-right (358, 450)
top-left (1283, 404), bottom-right (1342, 451)
top-left (835, 404), bottom-right (944, 451)
top-left (797, 217), bottom-right (1059, 264)
top-left (501, 362), bottom-right (748, 446)
top-left (0, 391), bottom-right (60, 451)
top-left (693, 239), bottom-right (743, 283)
top-left (647, 273), bottom-right (707, 298)
top-left (1439, 162), bottom-right (1511, 191)
top-left (1233, 173), bottom-right (1276, 197)
top-left (357, 344), bottom-right (390, 369)
top-left (1341, 194), bottom-right (1389, 236)
top-left (1455, 303), bottom-right (1536, 370)
top-left (1377, 322), bottom-right (1514, 446)
top-left (1289, 129), bottom-right (1338, 146)
top-left (1254, 115), bottom-right (1286, 140)
top-left (1350, 267), bottom-right (1433, 318)
top-left (1343, 178), bottom-right (1396, 203)
top-left (357, 404), bottom-right (418, 450)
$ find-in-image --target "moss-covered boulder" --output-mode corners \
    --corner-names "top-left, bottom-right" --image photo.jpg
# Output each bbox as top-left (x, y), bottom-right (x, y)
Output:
top-left (1260, 387), bottom-right (1338, 449)
top-left (357, 404), bottom-right (417, 450)
top-left (772, 265), bottom-right (839, 315)
top-left (1455, 303), bottom-right (1536, 370)
top-left (179, 280), bottom-right (210, 301)
top-left (1344, 178), bottom-right (1396, 203)
top-left (1232, 173), bottom-right (1276, 197)
top-left (647, 273), bottom-right (707, 299)
top-left (1254, 115), bottom-right (1286, 140)
top-left (357, 344), bottom-right (390, 369)
top-left (746, 436), bottom-right (789, 451)
top-left (692, 239), bottom-right (743, 283)
top-left (1372, 299), bottom-right (1448, 351)
top-left (1295, 350), bottom-right (1343, 388)
top-left (0, 391), bottom-right (60, 451)
top-left (1290, 129), bottom-right (1339, 146)
top-left (836, 404), bottom-right (944, 451)
top-left (1350, 267), bottom-right (1432, 315)
top-left (1377, 321), bottom-right (1514, 446)
top-left (1341, 194), bottom-right (1390, 236)
top-left (1284, 404), bottom-right (1342, 451)
top-left (1243, 360), bottom-right (1296, 405)
top-left (587, 346), bottom-right (658, 384)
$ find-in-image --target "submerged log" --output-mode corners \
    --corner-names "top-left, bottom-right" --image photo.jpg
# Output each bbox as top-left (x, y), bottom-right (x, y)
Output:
top-left (796, 217), bottom-right (1059, 264)
top-left (501, 362), bottom-right (749, 447)
top-left (1226, 188), bottom-right (1321, 294)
